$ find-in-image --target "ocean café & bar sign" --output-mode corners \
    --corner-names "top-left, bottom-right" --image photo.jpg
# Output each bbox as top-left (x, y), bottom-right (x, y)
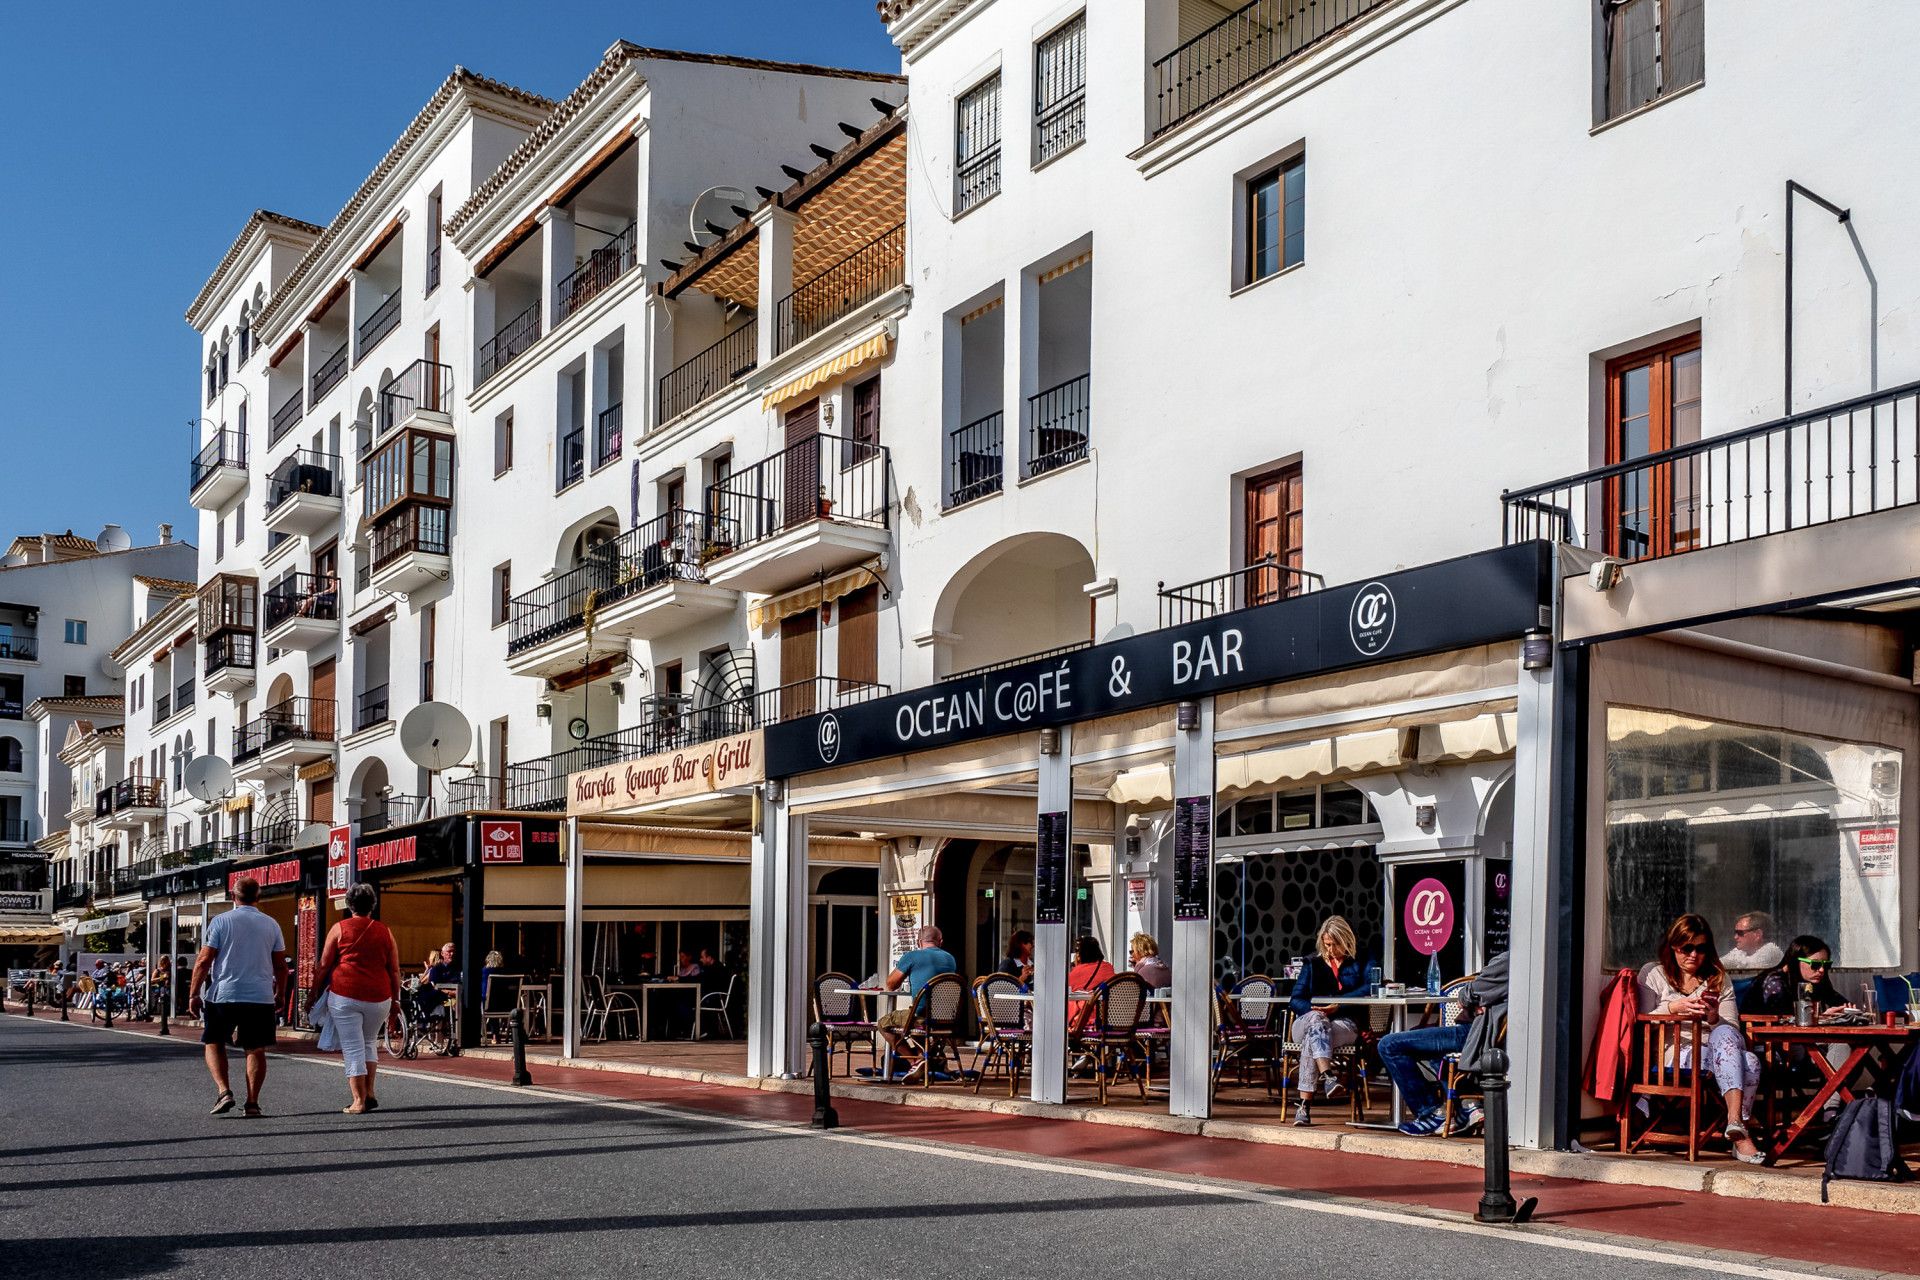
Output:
top-left (568, 729), bottom-right (766, 817)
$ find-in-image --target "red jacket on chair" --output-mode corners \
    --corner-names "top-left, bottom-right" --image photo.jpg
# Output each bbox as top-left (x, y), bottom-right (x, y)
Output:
top-left (1583, 968), bottom-right (1637, 1107)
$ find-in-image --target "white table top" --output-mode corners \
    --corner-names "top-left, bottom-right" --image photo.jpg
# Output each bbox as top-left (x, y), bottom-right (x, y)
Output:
top-left (1312, 993), bottom-right (1447, 1005)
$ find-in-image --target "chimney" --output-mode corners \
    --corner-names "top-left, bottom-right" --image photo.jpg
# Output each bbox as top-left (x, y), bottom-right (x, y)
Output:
top-left (158, 523), bottom-right (173, 545)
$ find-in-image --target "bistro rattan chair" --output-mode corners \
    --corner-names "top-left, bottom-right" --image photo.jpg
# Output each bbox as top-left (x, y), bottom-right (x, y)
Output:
top-left (971, 974), bottom-right (1030, 1096)
top-left (1222, 975), bottom-right (1281, 1087)
top-left (1272, 1003), bottom-right (1374, 1121)
top-left (1074, 973), bottom-right (1153, 1103)
top-left (894, 973), bottom-right (967, 1087)
top-left (813, 971), bottom-right (877, 1076)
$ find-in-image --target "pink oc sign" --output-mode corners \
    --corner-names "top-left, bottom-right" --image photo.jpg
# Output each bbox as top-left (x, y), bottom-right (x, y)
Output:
top-left (1403, 876), bottom-right (1455, 956)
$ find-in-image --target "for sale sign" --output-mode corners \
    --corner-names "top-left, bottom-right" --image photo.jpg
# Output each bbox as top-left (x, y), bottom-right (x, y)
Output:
top-left (479, 821), bottom-right (524, 865)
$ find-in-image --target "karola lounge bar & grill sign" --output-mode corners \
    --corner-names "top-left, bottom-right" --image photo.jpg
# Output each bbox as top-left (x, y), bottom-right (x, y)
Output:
top-left (567, 730), bottom-right (765, 817)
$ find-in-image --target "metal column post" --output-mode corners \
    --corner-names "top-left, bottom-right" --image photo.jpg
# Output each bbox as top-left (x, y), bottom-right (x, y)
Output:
top-left (747, 784), bottom-right (786, 1078)
top-left (1504, 656), bottom-right (1562, 1149)
top-left (561, 816), bottom-right (584, 1059)
top-left (1031, 726), bottom-right (1072, 1105)
top-left (1169, 699), bottom-right (1216, 1119)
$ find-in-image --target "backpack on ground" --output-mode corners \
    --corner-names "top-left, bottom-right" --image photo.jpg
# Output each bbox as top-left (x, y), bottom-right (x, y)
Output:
top-left (1822, 1093), bottom-right (1912, 1202)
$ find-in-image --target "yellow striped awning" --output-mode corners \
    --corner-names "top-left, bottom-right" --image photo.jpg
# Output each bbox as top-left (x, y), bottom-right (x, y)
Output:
top-left (748, 565), bottom-right (877, 636)
top-left (760, 331), bottom-right (891, 411)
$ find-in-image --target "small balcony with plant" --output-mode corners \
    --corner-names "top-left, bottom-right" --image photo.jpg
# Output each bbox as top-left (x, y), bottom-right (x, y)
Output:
top-left (703, 434), bottom-right (891, 595)
top-left (198, 573), bottom-right (258, 694)
top-left (263, 448), bottom-right (343, 538)
top-left (99, 777), bottom-right (165, 831)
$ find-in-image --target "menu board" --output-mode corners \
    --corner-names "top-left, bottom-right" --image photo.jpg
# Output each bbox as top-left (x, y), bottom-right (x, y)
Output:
top-left (1173, 795), bottom-right (1212, 921)
top-left (1035, 811), bottom-right (1068, 925)
top-left (1483, 858), bottom-right (1513, 957)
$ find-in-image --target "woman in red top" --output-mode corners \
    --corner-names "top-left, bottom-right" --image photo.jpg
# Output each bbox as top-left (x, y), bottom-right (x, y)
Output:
top-left (1067, 935), bottom-right (1115, 1033)
top-left (309, 883), bottom-right (401, 1114)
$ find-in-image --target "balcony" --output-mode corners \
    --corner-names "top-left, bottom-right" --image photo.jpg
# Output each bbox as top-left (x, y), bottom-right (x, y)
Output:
top-left (1025, 374), bottom-right (1089, 478)
top-left (263, 448), bottom-right (344, 537)
top-left (1157, 557), bottom-right (1325, 628)
top-left (310, 338), bottom-right (348, 402)
top-left (150, 690), bottom-right (173, 727)
top-left (199, 574), bottom-right (258, 694)
top-left (704, 434), bottom-right (891, 594)
top-left (203, 631), bottom-right (257, 694)
top-left (188, 430), bottom-right (248, 508)
top-left (558, 420), bottom-right (585, 491)
top-left (268, 388), bottom-right (303, 447)
top-left (100, 778), bottom-right (165, 831)
top-left (1151, 0), bottom-right (1390, 136)
top-left (0, 634), bottom-right (37, 663)
top-left (0, 818), bottom-right (32, 844)
top-left (945, 412), bottom-right (1004, 508)
top-left (357, 793), bottom-right (427, 836)
top-left (553, 220), bottom-right (638, 327)
top-left (445, 775), bottom-right (506, 814)
top-left (53, 881), bottom-right (88, 911)
top-left (505, 510), bottom-right (735, 678)
top-left (774, 224), bottom-right (905, 356)
top-left (369, 504), bottom-right (451, 595)
top-left (657, 320), bottom-right (757, 424)
top-left (595, 403), bottom-right (623, 469)
top-left (175, 679), bottom-right (196, 716)
top-left (376, 359), bottom-right (453, 437)
top-left (478, 301), bottom-right (541, 385)
top-left (355, 290), bottom-right (402, 363)
top-left (233, 696), bottom-right (336, 777)
top-left (353, 683), bottom-right (390, 733)
top-left (262, 573), bottom-right (340, 650)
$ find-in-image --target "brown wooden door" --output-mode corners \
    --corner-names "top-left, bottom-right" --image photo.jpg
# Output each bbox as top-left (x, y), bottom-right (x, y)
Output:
top-left (1243, 463), bottom-right (1303, 604)
top-left (837, 586), bottom-right (879, 687)
top-left (780, 610), bottom-right (818, 719)
top-left (783, 399), bottom-right (820, 531)
top-left (309, 776), bottom-right (334, 824)
top-left (311, 658), bottom-right (337, 737)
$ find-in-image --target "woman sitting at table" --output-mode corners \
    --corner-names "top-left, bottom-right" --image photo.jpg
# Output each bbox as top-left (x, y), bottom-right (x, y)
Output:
top-left (1638, 913), bottom-right (1765, 1163)
top-left (996, 930), bottom-right (1035, 986)
top-left (1067, 935), bottom-right (1114, 1034)
top-left (1287, 915), bottom-right (1368, 1125)
top-left (1739, 935), bottom-right (1845, 1019)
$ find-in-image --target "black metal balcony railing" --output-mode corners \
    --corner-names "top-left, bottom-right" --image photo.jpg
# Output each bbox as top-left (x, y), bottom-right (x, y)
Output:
top-left (232, 696), bottom-right (337, 764)
top-left (945, 412), bottom-right (1004, 508)
top-left (1157, 557), bottom-right (1326, 628)
top-left (426, 243), bottom-right (442, 294)
top-left (0, 635), bottom-right (37, 661)
top-left (269, 389), bottom-right (303, 446)
top-left (705, 434), bottom-right (890, 554)
top-left (1035, 89), bottom-right (1086, 164)
top-left (478, 301), bottom-right (542, 384)
top-left (558, 421), bottom-right (586, 490)
top-left (1152, 0), bottom-right (1389, 135)
top-left (112, 778), bottom-right (164, 811)
top-left (943, 640), bottom-right (1093, 684)
top-left (554, 220), bottom-right (638, 326)
top-left (110, 865), bottom-right (141, 896)
top-left (266, 449), bottom-right (341, 513)
top-left (370, 505), bottom-right (451, 572)
top-left (1026, 373), bottom-right (1090, 478)
top-left (264, 573), bottom-right (340, 633)
top-left (1502, 381), bottom-right (1920, 563)
top-left (750, 676), bottom-right (889, 725)
top-left (956, 147), bottom-right (1001, 215)
top-left (355, 683), bottom-right (390, 732)
top-left (775, 224), bottom-right (906, 355)
top-left (0, 817), bottom-right (32, 844)
top-left (190, 430), bottom-right (247, 492)
top-left (358, 793), bottom-right (426, 836)
top-left (355, 290), bottom-right (402, 362)
top-left (311, 339), bottom-right (349, 401)
top-left (150, 691), bottom-right (172, 727)
top-left (507, 509), bottom-right (722, 655)
top-left (53, 881), bottom-right (88, 909)
top-left (377, 359), bottom-right (453, 433)
top-left (657, 320), bottom-right (758, 424)
top-left (445, 775), bottom-right (505, 814)
top-left (204, 630), bottom-right (257, 679)
top-left (176, 679), bottom-right (195, 714)
top-left (595, 403), bottom-right (623, 469)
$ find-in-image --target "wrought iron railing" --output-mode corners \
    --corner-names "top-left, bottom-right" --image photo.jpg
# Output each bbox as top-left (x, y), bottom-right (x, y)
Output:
top-left (53, 881), bottom-right (88, 909)
top-left (204, 631), bottom-right (256, 679)
top-left (595, 402), bottom-right (623, 468)
top-left (554, 220), bottom-right (638, 326)
top-left (775, 224), bottom-right (906, 354)
top-left (0, 635), bottom-right (37, 661)
top-left (558, 421), bottom-right (586, 490)
top-left (266, 448), bottom-right (341, 513)
top-left (705, 434), bottom-right (890, 553)
top-left (355, 290), bottom-right (402, 361)
top-left (355, 684), bottom-right (390, 732)
top-left (151, 691), bottom-right (172, 726)
top-left (657, 320), bottom-right (758, 423)
top-left (269, 388), bottom-right (303, 445)
top-left (944, 641), bottom-right (1092, 683)
top-left (176, 679), bottom-right (195, 714)
top-left (1026, 373), bottom-right (1089, 477)
top-left (377, 360), bottom-right (453, 432)
top-left (0, 817), bottom-right (32, 843)
top-left (506, 509), bottom-right (722, 655)
top-left (1502, 380), bottom-right (1920, 562)
top-left (370, 504), bottom-right (450, 571)
top-left (232, 696), bottom-right (336, 764)
top-left (426, 243), bottom-right (442, 294)
top-left (190, 430), bottom-right (247, 492)
top-left (359, 793), bottom-right (426, 835)
top-left (1152, 0), bottom-right (1390, 135)
top-left (946, 412), bottom-right (1004, 507)
top-left (445, 775), bottom-right (505, 814)
top-left (478, 301), bottom-right (541, 384)
top-left (263, 573), bottom-right (340, 633)
top-left (956, 148), bottom-right (1001, 214)
top-left (749, 677), bottom-right (889, 725)
top-left (1157, 557), bottom-right (1325, 627)
top-left (112, 778), bottom-right (165, 812)
top-left (311, 339), bottom-right (348, 401)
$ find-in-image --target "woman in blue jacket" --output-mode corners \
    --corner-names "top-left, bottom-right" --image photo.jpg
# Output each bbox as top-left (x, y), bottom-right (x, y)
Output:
top-left (1287, 915), bottom-right (1368, 1124)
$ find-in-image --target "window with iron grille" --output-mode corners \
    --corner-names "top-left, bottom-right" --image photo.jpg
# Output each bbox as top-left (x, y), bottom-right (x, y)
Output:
top-left (1034, 14), bottom-right (1086, 165)
top-left (955, 73), bottom-right (1003, 215)
top-left (1600, 0), bottom-right (1704, 124)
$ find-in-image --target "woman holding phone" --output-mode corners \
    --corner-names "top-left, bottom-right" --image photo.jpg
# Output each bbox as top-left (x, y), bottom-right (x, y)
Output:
top-left (1637, 913), bottom-right (1764, 1163)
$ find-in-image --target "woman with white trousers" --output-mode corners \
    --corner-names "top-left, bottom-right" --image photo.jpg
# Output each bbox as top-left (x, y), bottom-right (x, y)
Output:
top-left (308, 882), bottom-right (401, 1114)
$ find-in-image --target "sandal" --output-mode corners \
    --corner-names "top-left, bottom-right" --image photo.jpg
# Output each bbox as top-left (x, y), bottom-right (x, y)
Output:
top-left (241, 1102), bottom-right (264, 1119)
top-left (209, 1090), bottom-right (235, 1116)
top-left (366, 1096), bottom-right (380, 1111)
top-left (342, 1103), bottom-right (371, 1115)
top-left (1725, 1123), bottom-right (1765, 1165)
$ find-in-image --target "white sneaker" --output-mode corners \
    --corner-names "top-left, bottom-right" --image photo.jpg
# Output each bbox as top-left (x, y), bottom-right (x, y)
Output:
top-left (1292, 1103), bottom-right (1312, 1127)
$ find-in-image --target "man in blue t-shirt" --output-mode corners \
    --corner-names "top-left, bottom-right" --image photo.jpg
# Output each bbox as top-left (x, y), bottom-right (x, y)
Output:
top-left (878, 926), bottom-right (957, 1074)
top-left (189, 876), bottom-right (288, 1118)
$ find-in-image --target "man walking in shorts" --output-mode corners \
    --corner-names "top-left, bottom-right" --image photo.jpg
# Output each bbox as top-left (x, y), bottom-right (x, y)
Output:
top-left (189, 876), bottom-right (289, 1118)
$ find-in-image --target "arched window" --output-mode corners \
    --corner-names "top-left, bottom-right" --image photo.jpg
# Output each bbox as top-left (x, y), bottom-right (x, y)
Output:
top-left (0, 738), bottom-right (20, 772)
top-left (237, 305), bottom-right (252, 363)
top-left (171, 736), bottom-right (184, 792)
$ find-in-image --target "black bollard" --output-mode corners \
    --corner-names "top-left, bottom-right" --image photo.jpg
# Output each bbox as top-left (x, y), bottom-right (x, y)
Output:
top-left (23, 980), bottom-right (33, 1018)
top-left (510, 1007), bottom-right (534, 1086)
top-left (809, 1021), bottom-right (839, 1130)
top-left (157, 985), bottom-right (170, 1036)
top-left (1474, 1049), bottom-right (1537, 1225)
top-left (59, 979), bottom-right (69, 1021)
top-left (101, 980), bottom-right (114, 1030)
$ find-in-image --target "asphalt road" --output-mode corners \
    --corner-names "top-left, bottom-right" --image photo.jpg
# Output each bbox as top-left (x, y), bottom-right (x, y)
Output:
top-left (0, 1016), bottom-right (1835, 1280)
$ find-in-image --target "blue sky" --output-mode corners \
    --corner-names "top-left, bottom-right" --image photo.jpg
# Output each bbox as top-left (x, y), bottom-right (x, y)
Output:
top-left (0, 1), bottom-right (897, 548)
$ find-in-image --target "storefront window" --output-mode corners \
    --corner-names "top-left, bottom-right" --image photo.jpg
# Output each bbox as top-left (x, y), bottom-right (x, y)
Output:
top-left (1603, 707), bottom-right (1903, 970)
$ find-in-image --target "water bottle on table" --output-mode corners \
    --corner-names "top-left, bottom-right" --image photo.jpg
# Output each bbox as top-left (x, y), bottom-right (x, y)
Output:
top-left (1426, 953), bottom-right (1442, 995)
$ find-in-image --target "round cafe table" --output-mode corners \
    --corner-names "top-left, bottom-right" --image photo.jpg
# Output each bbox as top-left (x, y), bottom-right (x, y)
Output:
top-left (1309, 993), bottom-right (1447, 1129)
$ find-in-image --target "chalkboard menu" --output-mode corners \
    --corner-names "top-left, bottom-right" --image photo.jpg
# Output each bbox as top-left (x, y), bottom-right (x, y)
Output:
top-left (1173, 795), bottom-right (1213, 921)
top-left (1483, 857), bottom-right (1513, 957)
top-left (1036, 810), bottom-right (1068, 924)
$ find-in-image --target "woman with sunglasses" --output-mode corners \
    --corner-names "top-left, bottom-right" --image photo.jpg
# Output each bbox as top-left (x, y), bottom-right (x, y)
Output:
top-left (1637, 914), bottom-right (1765, 1163)
top-left (1739, 935), bottom-right (1846, 1019)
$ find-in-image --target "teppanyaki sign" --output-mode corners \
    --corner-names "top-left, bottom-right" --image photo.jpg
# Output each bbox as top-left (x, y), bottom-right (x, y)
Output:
top-left (764, 542), bottom-right (1552, 777)
top-left (567, 730), bottom-right (765, 817)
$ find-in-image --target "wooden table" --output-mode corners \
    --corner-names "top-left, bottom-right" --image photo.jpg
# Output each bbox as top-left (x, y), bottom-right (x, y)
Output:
top-left (1748, 1022), bottom-right (1918, 1165)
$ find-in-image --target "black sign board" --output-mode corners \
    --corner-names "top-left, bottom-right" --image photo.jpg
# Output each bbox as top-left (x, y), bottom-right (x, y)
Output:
top-left (766, 542), bottom-right (1551, 777)
top-left (1035, 811), bottom-right (1068, 925)
top-left (1173, 796), bottom-right (1213, 921)
top-left (1392, 859), bottom-right (1468, 985)
top-left (141, 858), bottom-right (238, 901)
top-left (1484, 857), bottom-right (1513, 957)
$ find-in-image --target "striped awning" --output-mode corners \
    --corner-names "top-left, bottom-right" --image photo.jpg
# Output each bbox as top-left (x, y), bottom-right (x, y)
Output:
top-left (760, 331), bottom-right (891, 411)
top-left (0, 923), bottom-right (64, 944)
top-left (748, 565), bottom-right (878, 636)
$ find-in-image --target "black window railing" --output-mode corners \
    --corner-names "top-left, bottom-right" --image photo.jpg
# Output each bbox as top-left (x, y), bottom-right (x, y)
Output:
top-left (377, 359), bottom-right (453, 434)
top-left (955, 75), bottom-right (1002, 214)
top-left (657, 320), bottom-right (758, 424)
top-left (1152, 0), bottom-right (1389, 135)
top-left (358, 793), bottom-right (425, 836)
top-left (355, 290), bottom-right (402, 362)
top-left (204, 630), bottom-right (257, 679)
top-left (355, 683), bottom-right (390, 732)
top-left (266, 449), bottom-right (341, 513)
top-left (945, 412), bottom-right (1004, 508)
top-left (0, 636), bottom-right (38, 661)
top-left (371, 504), bottom-right (451, 571)
top-left (53, 880), bottom-right (88, 908)
top-left (232, 696), bottom-right (337, 764)
top-left (506, 509), bottom-right (724, 655)
top-left (426, 243), bottom-right (442, 294)
top-left (1156, 557), bottom-right (1325, 628)
top-left (150, 691), bottom-right (172, 726)
top-left (558, 421), bottom-right (585, 490)
top-left (112, 778), bottom-right (165, 812)
top-left (705, 434), bottom-right (890, 554)
top-left (311, 339), bottom-right (349, 401)
top-left (478, 301), bottom-right (542, 384)
top-left (595, 403), bottom-right (623, 469)
top-left (190, 431), bottom-right (247, 493)
top-left (264, 573), bottom-right (340, 633)
top-left (554, 220), bottom-right (639, 326)
top-left (775, 224), bottom-right (906, 355)
top-left (176, 679), bottom-right (195, 713)
top-left (1025, 373), bottom-right (1089, 478)
top-left (1035, 15), bottom-right (1087, 162)
top-left (268, 389), bottom-right (303, 446)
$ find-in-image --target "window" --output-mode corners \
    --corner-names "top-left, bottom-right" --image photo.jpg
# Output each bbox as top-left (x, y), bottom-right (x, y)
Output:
top-left (215, 513), bottom-right (225, 561)
top-left (837, 585), bottom-right (879, 687)
top-left (233, 498), bottom-right (246, 546)
top-left (1605, 334), bottom-right (1701, 559)
top-left (0, 738), bottom-right (21, 772)
top-left (662, 475), bottom-right (685, 516)
top-left (846, 377), bottom-right (881, 467)
top-left (955, 73), bottom-right (1003, 215)
top-left (492, 562), bottom-right (512, 628)
top-left (1246, 155), bottom-right (1305, 285)
top-left (494, 408), bottom-right (514, 476)
top-left (1034, 14), bottom-right (1087, 164)
top-left (63, 619), bottom-right (87, 645)
top-left (1601, 0), bottom-right (1704, 124)
top-left (1215, 783), bottom-right (1378, 838)
top-left (238, 307), bottom-right (252, 364)
top-left (420, 604), bottom-right (436, 701)
top-left (426, 187), bottom-right (444, 295)
top-left (64, 675), bottom-right (85, 698)
top-left (1243, 463), bottom-right (1304, 604)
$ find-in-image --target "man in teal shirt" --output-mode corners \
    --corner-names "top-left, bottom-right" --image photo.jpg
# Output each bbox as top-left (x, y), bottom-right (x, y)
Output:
top-left (878, 926), bottom-right (957, 1074)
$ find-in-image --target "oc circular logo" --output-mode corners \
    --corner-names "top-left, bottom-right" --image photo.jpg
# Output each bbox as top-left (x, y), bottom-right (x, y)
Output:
top-left (817, 713), bottom-right (841, 764)
top-left (1348, 581), bottom-right (1396, 657)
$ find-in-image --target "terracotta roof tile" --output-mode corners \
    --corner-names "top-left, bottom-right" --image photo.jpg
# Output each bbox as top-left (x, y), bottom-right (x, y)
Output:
top-left (133, 576), bottom-right (196, 593)
top-left (184, 211), bottom-right (323, 328)
top-left (31, 696), bottom-right (125, 715)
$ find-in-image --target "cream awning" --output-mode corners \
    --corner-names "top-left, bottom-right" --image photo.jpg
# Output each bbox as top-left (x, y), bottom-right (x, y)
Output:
top-left (0, 924), bottom-right (64, 944)
top-left (760, 331), bottom-right (891, 411)
top-left (749, 566), bottom-right (878, 635)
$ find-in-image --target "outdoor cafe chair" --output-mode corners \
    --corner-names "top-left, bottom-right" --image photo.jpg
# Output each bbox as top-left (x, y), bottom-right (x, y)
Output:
top-left (697, 974), bottom-right (738, 1039)
top-left (1270, 1003), bottom-right (1374, 1121)
top-left (1073, 973), bottom-right (1153, 1103)
top-left (1434, 973), bottom-right (1486, 1135)
top-left (1224, 975), bottom-right (1281, 1087)
top-left (1619, 1010), bottom-right (1724, 1162)
top-left (479, 974), bottom-right (525, 1044)
top-left (813, 971), bottom-right (877, 1076)
top-left (894, 973), bottom-right (967, 1087)
top-left (971, 973), bottom-right (1030, 1097)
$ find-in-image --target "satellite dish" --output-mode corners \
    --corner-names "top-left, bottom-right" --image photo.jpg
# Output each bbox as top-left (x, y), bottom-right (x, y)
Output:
top-left (401, 702), bottom-right (472, 772)
top-left (293, 822), bottom-right (331, 849)
top-left (98, 652), bottom-right (125, 678)
top-left (95, 524), bottom-right (132, 553)
top-left (688, 186), bottom-right (750, 246)
top-left (1099, 623), bottom-right (1136, 644)
top-left (184, 755), bottom-right (234, 803)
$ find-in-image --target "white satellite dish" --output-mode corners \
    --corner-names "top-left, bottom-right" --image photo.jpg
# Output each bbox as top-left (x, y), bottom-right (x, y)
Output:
top-left (688, 185), bottom-right (750, 246)
top-left (1099, 623), bottom-right (1136, 644)
top-left (184, 755), bottom-right (234, 804)
top-left (401, 702), bottom-right (472, 772)
top-left (95, 524), bottom-right (133, 553)
top-left (293, 822), bottom-right (332, 850)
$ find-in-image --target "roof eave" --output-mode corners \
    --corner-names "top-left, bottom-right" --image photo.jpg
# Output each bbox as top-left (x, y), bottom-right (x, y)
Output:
top-left (184, 213), bottom-right (323, 331)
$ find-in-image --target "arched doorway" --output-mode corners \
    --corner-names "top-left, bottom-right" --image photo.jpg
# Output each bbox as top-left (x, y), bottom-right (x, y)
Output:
top-left (933, 533), bottom-right (1095, 676)
top-left (930, 839), bottom-right (1036, 979)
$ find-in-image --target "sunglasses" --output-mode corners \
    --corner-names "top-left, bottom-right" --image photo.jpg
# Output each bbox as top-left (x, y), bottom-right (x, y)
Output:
top-left (1675, 943), bottom-right (1710, 956)
top-left (1799, 958), bottom-right (1832, 970)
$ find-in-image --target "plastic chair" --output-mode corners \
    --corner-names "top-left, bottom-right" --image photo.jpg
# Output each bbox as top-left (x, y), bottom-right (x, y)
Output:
top-left (813, 971), bottom-right (877, 1076)
top-left (971, 974), bottom-right (1030, 1097)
